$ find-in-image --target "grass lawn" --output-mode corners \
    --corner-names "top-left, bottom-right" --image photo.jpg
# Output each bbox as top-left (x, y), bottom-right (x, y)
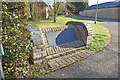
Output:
top-left (29, 16), bottom-right (110, 51)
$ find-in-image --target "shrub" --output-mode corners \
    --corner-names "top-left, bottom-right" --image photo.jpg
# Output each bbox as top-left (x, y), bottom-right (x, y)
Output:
top-left (2, 2), bottom-right (32, 78)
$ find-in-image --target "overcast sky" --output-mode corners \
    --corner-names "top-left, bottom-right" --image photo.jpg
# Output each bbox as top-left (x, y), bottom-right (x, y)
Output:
top-left (89, 0), bottom-right (119, 6)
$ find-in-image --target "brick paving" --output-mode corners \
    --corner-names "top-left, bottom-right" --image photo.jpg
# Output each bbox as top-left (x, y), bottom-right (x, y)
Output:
top-left (47, 49), bottom-right (94, 69)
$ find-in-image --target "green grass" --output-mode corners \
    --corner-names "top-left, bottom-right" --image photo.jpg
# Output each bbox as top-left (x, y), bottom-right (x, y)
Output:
top-left (29, 16), bottom-right (110, 51)
top-left (29, 16), bottom-right (105, 28)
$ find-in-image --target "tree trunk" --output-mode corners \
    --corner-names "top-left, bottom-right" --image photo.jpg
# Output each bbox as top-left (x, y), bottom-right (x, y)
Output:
top-left (54, 2), bottom-right (57, 22)
top-left (54, 11), bottom-right (57, 22)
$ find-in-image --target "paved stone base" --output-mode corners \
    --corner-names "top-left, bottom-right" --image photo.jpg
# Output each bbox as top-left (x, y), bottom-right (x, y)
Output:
top-left (47, 49), bottom-right (94, 70)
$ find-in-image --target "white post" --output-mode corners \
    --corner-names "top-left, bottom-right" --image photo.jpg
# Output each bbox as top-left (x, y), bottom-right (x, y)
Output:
top-left (0, 45), bottom-right (5, 79)
top-left (94, 0), bottom-right (99, 24)
top-left (46, 7), bottom-right (49, 19)
top-left (0, 57), bottom-right (4, 79)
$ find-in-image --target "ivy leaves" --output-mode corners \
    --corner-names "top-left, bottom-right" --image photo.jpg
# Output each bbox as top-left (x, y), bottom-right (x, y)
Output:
top-left (2, 2), bottom-right (32, 78)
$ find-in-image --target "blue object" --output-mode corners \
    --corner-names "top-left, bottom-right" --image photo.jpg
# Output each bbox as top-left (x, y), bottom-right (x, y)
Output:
top-left (68, 16), bottom-right (120, 22)
top-left (87, 1), bottom-right (120, 10)
top-left (0, 45), bottom-right (4, 56)
top-left (56, 29), bottom-right (78, 45)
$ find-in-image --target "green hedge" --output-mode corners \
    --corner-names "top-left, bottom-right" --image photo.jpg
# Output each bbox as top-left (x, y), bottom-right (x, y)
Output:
top-left (2, 2), bottom-right (32, 78)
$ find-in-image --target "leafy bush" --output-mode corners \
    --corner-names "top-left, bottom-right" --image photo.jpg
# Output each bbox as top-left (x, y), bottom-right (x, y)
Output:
top-left (2, 2), bottom-right (32, 78)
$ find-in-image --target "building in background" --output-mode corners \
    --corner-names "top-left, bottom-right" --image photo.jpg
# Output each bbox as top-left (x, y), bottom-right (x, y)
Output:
top-left (29, 2), bottom-right (53, 21)
top-left (79, 1), bottom-right (120, 20)
top-left (66, 2), bottom-right (88, 15)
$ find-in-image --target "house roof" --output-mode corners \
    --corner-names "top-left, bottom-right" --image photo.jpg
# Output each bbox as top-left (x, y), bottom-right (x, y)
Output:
top-left (87, 1), bottom-right (120, 10)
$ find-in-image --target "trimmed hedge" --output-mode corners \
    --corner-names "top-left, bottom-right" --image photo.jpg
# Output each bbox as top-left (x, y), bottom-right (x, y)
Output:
top-left (2, 2), bottom-right (32, 78)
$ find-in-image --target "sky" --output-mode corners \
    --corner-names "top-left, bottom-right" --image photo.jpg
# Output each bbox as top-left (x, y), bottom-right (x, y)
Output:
top-left (44, 0), bottom-right (120, 6)
top-left (89, 0), bottom-right (119, 6)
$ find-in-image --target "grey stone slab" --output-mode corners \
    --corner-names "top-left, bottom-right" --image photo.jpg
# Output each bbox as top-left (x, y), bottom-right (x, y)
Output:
top-left (28, 24), bottom-right (39, 28)
top-left (29, 28), bottom-right (40, 31)
top-left (34, 31), bottom-right (42, 35)
top-left (46, 29), bottom-right (79, 47)
top-left (32, 35), bottom-right (42, 39)
top-left (34, 42), bottom-right (43, 46)
top-left (46, 31), bottom-right (62, 46)
top-left (33, 38), bottom-right (43, 42)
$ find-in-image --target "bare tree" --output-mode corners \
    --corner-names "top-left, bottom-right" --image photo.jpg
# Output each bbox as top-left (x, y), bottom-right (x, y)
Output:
top-left (53, 0), bottom-right (61, 22)
top-left (53, 1), bottom-right (75, 22)
top-left (53, 0), bottom-right (88, 22)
